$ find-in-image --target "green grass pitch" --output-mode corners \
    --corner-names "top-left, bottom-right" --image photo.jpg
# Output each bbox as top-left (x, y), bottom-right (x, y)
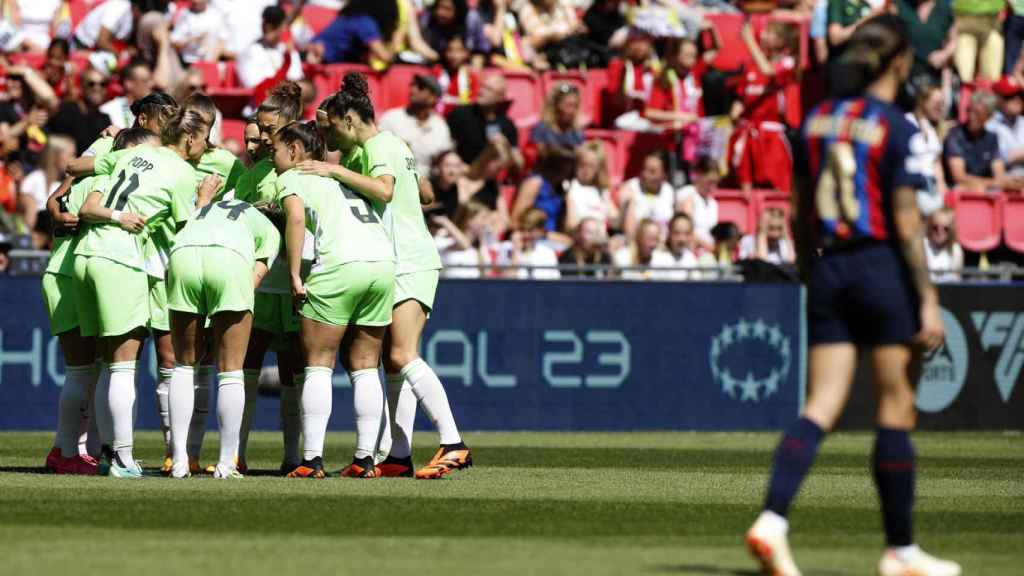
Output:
top-left (1, 431), bottom-right (1021, 575)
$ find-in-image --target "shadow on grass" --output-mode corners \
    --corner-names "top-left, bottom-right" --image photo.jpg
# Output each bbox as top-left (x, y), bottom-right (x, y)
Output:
top-left (647, 564), bottom-right (847, 576)
top-left (0, 467), bottom-right (47, 474)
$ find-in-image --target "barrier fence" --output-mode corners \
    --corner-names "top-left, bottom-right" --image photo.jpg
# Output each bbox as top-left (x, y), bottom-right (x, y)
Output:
top-left (0, 277), bottom-right (1020, 430)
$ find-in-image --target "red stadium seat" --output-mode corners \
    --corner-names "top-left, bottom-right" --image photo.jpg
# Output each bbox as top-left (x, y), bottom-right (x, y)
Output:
top-left (754, 190), bottom-right (792, 221)
top-left (380, 65), bottom-right (425, 111)
top-left (712, 189), bottom-right (755, 234)
top-left (1002, 194), bottom-right (1024, 253)
top-left (300, 4), bottom-right (337, 36)
top-left (583, 129), bottom-right (624, 186)
top-left (501, 70), bottom-right (542, 129)
top-left (585, 68), bottom-right (609, 128)
top-left (704, 13), bottom-right (810, 72)
top-left (952, 191), bottom-right (1003, 252)
top-left (220, 118), bottom-right (246, 144)
top-left (208, 87), bottom-right (254, 119)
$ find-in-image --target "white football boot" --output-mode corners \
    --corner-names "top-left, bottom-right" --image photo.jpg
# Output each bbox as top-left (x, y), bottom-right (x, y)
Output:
top-left (746, 510), bottom-right (802, 576)
top-left (878, 545), bottom-right (961, 576)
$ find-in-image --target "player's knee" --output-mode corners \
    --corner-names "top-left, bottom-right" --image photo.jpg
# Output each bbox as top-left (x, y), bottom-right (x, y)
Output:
top-left (387, 348), bottom-right (417, 373)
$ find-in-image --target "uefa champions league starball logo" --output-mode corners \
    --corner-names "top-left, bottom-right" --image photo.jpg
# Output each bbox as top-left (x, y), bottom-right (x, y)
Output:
top-left (709, 318), bottom-right (791, 403)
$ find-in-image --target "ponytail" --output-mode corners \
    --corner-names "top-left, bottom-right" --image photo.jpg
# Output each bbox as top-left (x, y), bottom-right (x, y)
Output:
top-left (325, 72), bottom-right (376, 123)
top-left (830, 14), bottom-right (910, 99)
top-left (257, 81), bottom-right (304, 124)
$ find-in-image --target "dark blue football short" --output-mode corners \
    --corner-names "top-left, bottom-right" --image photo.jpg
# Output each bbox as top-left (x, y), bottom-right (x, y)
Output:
top-left (807, 241), bottom-right (920, 346)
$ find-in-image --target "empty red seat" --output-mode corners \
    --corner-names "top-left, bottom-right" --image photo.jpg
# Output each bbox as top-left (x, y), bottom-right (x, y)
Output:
top-left (501, 70), bottom-right (542, 129)
top-left (952, 191), bottom-right (1003, 252)
top-left (754, 190), bottom-right (791, 221)
top-left (712, 189), bottom-right (755, 234)
top-left (219, 118), bottom-right (246, 144)
top-left (300, 4), bottom-right (337, 36)
top-left (380, 65), bottom-right (425, 112)
top-left (585, 68), bottom-right (609, 128)
top-left (1003, 194), bottom-right (1024, 253)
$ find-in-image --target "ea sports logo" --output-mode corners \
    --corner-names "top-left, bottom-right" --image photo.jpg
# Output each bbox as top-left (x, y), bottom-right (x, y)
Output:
top-left (709, 318), bottom-right (791, 403)
top-left (916, 308), bottom-right (968, 413)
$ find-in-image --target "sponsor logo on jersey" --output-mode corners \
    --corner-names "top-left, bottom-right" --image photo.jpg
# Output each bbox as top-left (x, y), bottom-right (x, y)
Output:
top-left (709, 318), bottom-right (790, 403)
top-left (916, 308), bottom-right (968, 413)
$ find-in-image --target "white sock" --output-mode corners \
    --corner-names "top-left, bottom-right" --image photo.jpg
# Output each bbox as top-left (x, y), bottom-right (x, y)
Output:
top-left (108, 361), bottom-right (137, 468)
top-left (301, 367), bottom-right (333, 461)
top-left (402, 359), bottom-right (461, 445)
top-left (93, 363), bottom-right (113, 448)
top-left (891, 545), bottom-right (921, 560)
top-left (281, 373), bottom-right (303, 465)
top-left (216, 371), bottom-right (245, 474)
top-left (386, 374), bottom-right (417, 459)
top-left (56, 365), bottom-right (91, 457)
top-left (187, 365), bottom-right (213, 459)
top-left (83, 364), bottom-right (101, 457)
top-left (156, 367), bottom-right (173, 453)
top-left (238, 368), bottom-right (260, 462)
top-left (168, 364), bottom-right (195, 476)
top-left (351, 368), bottom-right (384, 461)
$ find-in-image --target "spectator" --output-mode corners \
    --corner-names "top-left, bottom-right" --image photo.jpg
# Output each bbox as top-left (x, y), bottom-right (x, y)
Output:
top-left (944, 90), bottom-right (1024, 192)
top-left (46, 68), bottom-right (113, 156)
top-left (827, 0), bottom-right (887, 53)
top-left (16, 0), bottom-right (65, 52)
top-left (0, 136), bottom-right (19, 231)
top-left (380, 75), bottom-right (454, 178)
top-left (643, 37), bottom-right (707, 171)
top-left (906, 83), bottom-right (948, 216)
top-left (0, 65), bottom-right (59, 165)
top-left (558, 217), bottom-right (612, 277)
top-left (434, 35), bottom-right (480, 114)
top-left (613, 217), bottom-right (671, 280)
top-left (420, 0), bottom-right (485, 60)
top-left (435, 200), bottom-right (497, 278)
top-left (653, 212), bottom-right (706, 280)
top-left (566, 141), bottom-right (618, 232)
top-left (953, 0), bottom-right (1004, 83)
top-left (607, 28), bottom-right (657, 130)
top-left (987, 76), bottom-right (1024, 176)
top-left (677, 155), bottom-right (720, 251)
top-left (518, 0), bottom-right (587, 70)
top-left (429, 149), bottom-right (472, 217)
top-left (619, 150), bottom-right (680, 238)
top-left (512, 145), bottom-right (575, 238)
top-left (1007, 0), bottom-right (1024, 76)
top-left (237, 5), bottom-right (304, 88)
top-left (211, 0), bottom-right (277, 57)
top-left (447, 73), bottom-right (523, 208)
top-left (311, 0), bottom-right (398, 65)
top-left (243, 120), bottom-right (261, 167)
top-left (923, 206), bottom-right (964, 282)
top-left (170, 0), bottom-right (229, 64)
top-left (729, 20), bottom-right (800, 194)
top-left (74, 0), bottom-right (136, 53)
top-left (41, 39), bottom-right (73, 101)
top-left (498, 207), bottom-right (561, 279)
top-left (710, 221), bottom-right (742, 265)
top-left (19, 136), bottom-right (73, 248)
top-left (894, 0), bottom-right (956, 91)
top-left (583, 0), bottom-right (628, 54)
top-left (809, 0), bottom-right (829, 64)
top-left (530, 83), bottom-right (584, 159)
top-left (472, 0), bottom-right (507, 63)
top-left (99, 59), bottom-right (155, 129)
top-left (0, 232), bottom-right (10, 273)
top-left (738, 207), bottom-right (795, 265)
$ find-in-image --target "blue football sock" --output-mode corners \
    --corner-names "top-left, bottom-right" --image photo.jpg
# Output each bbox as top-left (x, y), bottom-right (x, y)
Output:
top-left (873, 428), bottom-right (915, 547)
top-left (764, 417), bottom-right (825, 517)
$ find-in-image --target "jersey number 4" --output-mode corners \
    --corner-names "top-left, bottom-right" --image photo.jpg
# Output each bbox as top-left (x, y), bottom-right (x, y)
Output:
top-left (815, 142), bottom-right (861, 223)
top-left (339, 185), bottom-right (379, 224)
top-left (103, 170), bottom-right (141, 211)
top-left (197, 200), bottom-right (250, 221)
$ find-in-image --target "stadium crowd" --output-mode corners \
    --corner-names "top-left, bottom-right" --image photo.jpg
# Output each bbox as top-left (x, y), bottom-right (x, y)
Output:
top-left (9, 0), bottom-right (1024, 281)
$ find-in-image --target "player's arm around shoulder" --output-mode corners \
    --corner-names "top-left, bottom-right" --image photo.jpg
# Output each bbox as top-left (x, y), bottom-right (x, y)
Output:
top-left (249, 207), bottom-right (281, 289)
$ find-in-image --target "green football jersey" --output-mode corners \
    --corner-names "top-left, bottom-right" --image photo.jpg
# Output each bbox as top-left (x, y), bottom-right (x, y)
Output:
top-left (75, 146), bottom-right (198, 272)
top-left (94, 146), bottom-right (134, 176)
top-left (233, 158), bottom-right (277, 204)
top-left (363, 130), bottom-right (441, 275)
top-left (45, 174), bottom-right (108, 277)
top-left (195, 147), bottom-right (246, 200)
top-left (84, 136), bottom-right (114, 159)
top-left (172, 199), bottom-right (280, 266)
top-left (276, 169), bottom-right (393, 273)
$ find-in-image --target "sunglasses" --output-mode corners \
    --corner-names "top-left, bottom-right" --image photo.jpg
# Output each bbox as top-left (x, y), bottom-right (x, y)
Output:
top-left (186, 83), bottom-right (204, 92)
top-left (929, 225), bottom-right (950, 232)
top-left (84, 79), bottom-right (108, 88)
top-left (556, 83), bottom-right (580, 95)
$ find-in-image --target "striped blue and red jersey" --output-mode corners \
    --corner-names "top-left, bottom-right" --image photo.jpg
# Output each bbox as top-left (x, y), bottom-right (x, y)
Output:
top-left (799, 96), bottom-right (926, 248)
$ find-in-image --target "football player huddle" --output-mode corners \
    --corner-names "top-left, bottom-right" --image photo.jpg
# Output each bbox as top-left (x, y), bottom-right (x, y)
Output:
top-left (41, 74), bottom-right (471, 482)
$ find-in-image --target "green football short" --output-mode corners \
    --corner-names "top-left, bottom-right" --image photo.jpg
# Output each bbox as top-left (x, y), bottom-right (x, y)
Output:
top-left (42, 272), bottom-right (78, 336)
top-left (253, 292), bottom-right (300, 336)
top-left (393, 269), bottom-right (440, 312)
top-left (167, 246), bottom-right (254, 317)
top-left (301, 261), bottom-right (395, 327)
top-left (75, 255), bottom-right (150, 338)
top-left (148, 276), bottom-right (170, 332)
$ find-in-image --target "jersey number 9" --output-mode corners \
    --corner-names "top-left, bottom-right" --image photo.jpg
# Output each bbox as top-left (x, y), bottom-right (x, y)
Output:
top-left (815, 142), bottom-right (861, 223)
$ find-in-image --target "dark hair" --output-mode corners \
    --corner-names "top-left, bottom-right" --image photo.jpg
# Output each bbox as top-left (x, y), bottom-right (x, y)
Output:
top-left (830, 14), bottom-right (910, 99)
top-left (318, 92), bottom-right (339, 112)
top-left (429, 0), bottom-right (468, 37)
top-left (257, 81), bottom-right (304, 123)
top-left (113, 127), bottom-right (158, 151)
top-left (276, 121), bottom-right (326, 161)
top-left (132, 0), bottom-right (170, 11)
top-left (161, 108), bottom-right (208, 146)
top-left (537, 146), bottom-right (576, 186)
top-left (182, 92), bottom-right (217, 126)
top-left (325, 72), bottom-right (376, 123)
top-left (131, 91), bottom-right (178, 129)
top-left (692, 155), bottom-right (719, 176)
top-left (669, 212), bottom-right (693, 230)
top-left (47, 38), bottom-right (70, 58)
top-left (644, 149), bottom-right (669, 171)
top-left (341, 0), bottom-right (399, 40)
top-left (262, 5), bottom-right (287, 28)
top-left (120, 58), bottom-right (151, 83)
top-left (711, 221), bottom-right (740, 243)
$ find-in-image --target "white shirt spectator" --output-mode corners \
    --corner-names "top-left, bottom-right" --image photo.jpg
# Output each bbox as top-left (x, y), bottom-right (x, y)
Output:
top-left (378, 110), bottom-right (453, 177)
top-left (986, 111), bottom-right (1024, 175)
top-left (496, 241), bottom-right (560, 279)
top-left (738, 234), bottom-right (793, 266)
top-left (905, 112), bottom-right (944, 216)
top-left (100, 96), bottom-right (134, 130)
top-left (19, 170), bottom-right (59, 211)
top-left (613, 246), bottom-right (674, 280)
top-left (74, 0), bottom-right (133, 49)
top-left (566, 179), bottom-right (610, 231)
top-left (211, 0), bottom-right (277, 56)
top-left (236, 40), bottom-right (305, 88)
top-left (924, 237), bottom-right (964, 283)
top-left (651, 248), bottom-right (698, 280)
top-left (676, 185), bottom-right (718, 245)
top-left (620, 177), bottom-right (677, 229)
top-left (170, 4), bottom-right (229, 64)
top-left (17, 0), bottom-right (63, 50)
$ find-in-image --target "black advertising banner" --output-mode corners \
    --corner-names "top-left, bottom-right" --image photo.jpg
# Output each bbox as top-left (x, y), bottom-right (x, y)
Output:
top-left (841, 285), bottom-right (1024, 430)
